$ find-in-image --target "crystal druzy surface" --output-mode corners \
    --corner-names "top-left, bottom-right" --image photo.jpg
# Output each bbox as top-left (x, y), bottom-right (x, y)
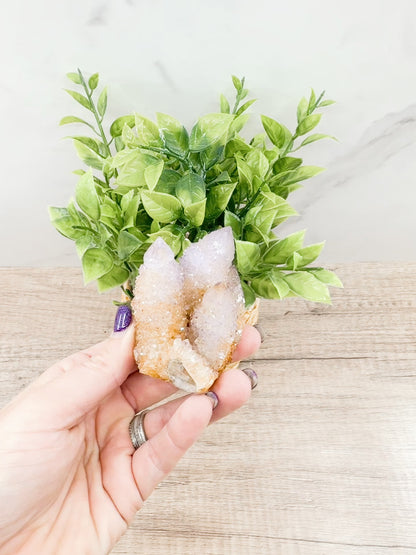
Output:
top-left (132, 227), bottom-right (245, 392)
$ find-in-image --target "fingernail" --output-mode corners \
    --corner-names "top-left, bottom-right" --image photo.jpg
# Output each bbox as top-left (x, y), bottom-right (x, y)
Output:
top-left (205, 391), bottom-right (219, 409)
top-left (114, 305), bottom-right (132, 333)
top-left (253, 324), bottom-right (265, 343)
top-left (241, 367), bottom-right (258, 390)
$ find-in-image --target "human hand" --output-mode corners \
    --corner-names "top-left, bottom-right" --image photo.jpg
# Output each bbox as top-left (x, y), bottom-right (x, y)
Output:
top-left (0, 310), bottom-right (261, 555)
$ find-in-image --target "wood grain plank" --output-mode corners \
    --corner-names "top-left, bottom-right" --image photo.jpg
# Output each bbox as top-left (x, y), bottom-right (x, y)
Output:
top-left (0, 264), bottom-right (415, 554)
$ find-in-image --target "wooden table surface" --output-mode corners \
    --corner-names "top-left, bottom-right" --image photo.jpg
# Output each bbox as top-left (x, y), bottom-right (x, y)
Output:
top-left (0, 264), bottom-right (415, 555)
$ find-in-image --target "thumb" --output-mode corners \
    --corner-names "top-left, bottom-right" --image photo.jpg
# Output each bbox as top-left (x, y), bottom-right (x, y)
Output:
top-left (26, 312), bottom-right (137, 428)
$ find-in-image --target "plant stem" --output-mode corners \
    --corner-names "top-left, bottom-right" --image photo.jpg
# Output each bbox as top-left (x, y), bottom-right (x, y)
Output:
top-left (77, 69), bottom-right (112, 159)
top-left (238, 187), bottom-right (262, 218)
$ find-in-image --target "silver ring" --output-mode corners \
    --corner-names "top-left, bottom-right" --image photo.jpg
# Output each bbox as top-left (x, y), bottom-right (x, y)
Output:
top-left (129, 409), bottom-right (149, 450)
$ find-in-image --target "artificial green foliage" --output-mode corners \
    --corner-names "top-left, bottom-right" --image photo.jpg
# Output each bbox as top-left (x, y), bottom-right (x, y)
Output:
top-left (50, 69), bottom-right (342, 305)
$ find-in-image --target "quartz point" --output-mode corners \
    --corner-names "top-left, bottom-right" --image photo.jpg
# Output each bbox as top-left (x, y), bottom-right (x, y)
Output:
top-left (132, 227), bottom-right (245, 392)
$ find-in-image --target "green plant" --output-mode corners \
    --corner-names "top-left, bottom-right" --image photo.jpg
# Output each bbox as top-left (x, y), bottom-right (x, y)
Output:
top-left (49, 69), bottom-right (342, 305)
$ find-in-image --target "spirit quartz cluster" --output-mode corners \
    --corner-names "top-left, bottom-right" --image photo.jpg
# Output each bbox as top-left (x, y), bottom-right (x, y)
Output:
top-left (132, 227), bottom-right (246, 392)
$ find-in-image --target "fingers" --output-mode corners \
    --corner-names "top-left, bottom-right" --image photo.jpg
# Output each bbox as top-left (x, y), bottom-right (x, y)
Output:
top-left (132, 394), bottom-right (213, 501)
top-left (232, 325), bottom-right (262, 362)
top-left (121, 324), bottom-right (261, 412)
top-left (121, 372), bottom-right (178, 413)
top-left (27, 325), bottom-right (137, 428)
top-left (134, 367), bottom-right (253, 443)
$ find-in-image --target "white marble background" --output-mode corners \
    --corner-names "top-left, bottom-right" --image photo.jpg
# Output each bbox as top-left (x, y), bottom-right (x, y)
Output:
top-left (0, 0), bottom-right (415, 265)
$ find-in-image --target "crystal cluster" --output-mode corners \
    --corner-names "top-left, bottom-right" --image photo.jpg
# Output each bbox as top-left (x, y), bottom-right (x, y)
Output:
top-left (132, 227), bottom-right (245, 392)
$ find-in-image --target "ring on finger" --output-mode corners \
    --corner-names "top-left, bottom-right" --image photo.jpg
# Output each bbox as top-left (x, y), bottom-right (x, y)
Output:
top-left (129, 409), bottom-right (149, 450)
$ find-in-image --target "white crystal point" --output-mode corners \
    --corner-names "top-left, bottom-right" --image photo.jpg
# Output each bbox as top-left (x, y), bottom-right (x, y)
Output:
top-left (143, 237), bottom-right (175, 268)
top-left (132, 237), bottom-right (186, 379)
top-left (180, 227), bottom-right (235, 290)
top-left (138, 237), bottom-right (182, 303)
top-left (190, 284), bottom-right (241, 368)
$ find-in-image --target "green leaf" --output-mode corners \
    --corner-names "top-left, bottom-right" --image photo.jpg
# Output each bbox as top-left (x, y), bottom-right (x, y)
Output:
top-left (150, 220), bottom-right (160, 233)
top-left (264, 230), bottom-right (306, 264)
top-left (144, 159), bottom-right (164, 190)
top-left (318, 99), bottom-right (336, 107)
top-left (149, 225), bottom-right (183, 256)
top-left (110, 115), bottom-right (135, 138)
top-left (245, 192), bottom-right (279, 236)
top-left (114, 136), bottom-right (125, 152)
top-left (297, 97), bottom-right (308, 123)
top-left (239, 88), bottom-right (248, 101)
top-left (135, 114), bottom-right (162, 146)
top-left (189, 113), bottom-right (234, 152)
top-left (59, 116), bottom-right (96, 134)
top-left (48, 206), bottom-right (83, 240)
top-left (232, 75), bottom-right (242, 91)
top-left (175, 173), bottom-right (206, 207)
top-left (283, 272), bottom-right (331, 303)
top-left (225, 137), bottom-right (251, 157)
top-left (277, 165), bottom-right (325, 187)
top-left (308, 88), bottom-right (316, 113)
top-left (263, 148), bottom-right (279, 166)
top-left (246, 149), bottom-right (269, 179)
top-left (141, 190), bottom-right (182, 223)
top-left (224, 210), bottom-right (241, 238)
top-left (184, 198), bottom-right (206, 226)
top-left (236, 99), bottom-right (256, 116)
top-left (235, 156), bottom-right (253, 193)
top-left (220, 94), bottom-right (230, 114)
top-left (272, 198), bottom-right (298, 226)
top-left (205, 182), bottom-right (236, 220)
top-left (210, 170), bottom-right (231, 184)
top-left (296, 113), bottom-right (322, 136)
top-left (156, 112), bottom-right (189, 156)
top-left (117, 230), bottom-right (142, 259)
top-left (97, 265), bottom-right (130, 292)
top-left (97, 222), bottom-right (112, 246)
top-left (82, 248), bottom-right (113, 284)
top-left (200, 143), bottom-right (224, 171)
top-left (65, 89), bottom-right (91, 110)
top-left (251, 272), bottom-right (290, 299)
top-left (261, 115), bottom-right (292, 148)
top-left (121, 122), bottom-right (139, 148)
top-left (289, 242), bottom-right (325, 267)
top-left (66, 72), bottom-right (82, 84)
top-left (67, 198), bottom-right (89, 227)
top-left (235, 240), bottom-right (261, 275)
top-left (73, 140), bottom-right (104, 170)
top-left (241, 280), bottom-right (256, 307)
top-left (307, 268), bottom-right (343, 288)
top-left (88, 73), bottom-right (99, 90)
top-left (75, 171), bottom-right (100, 220)
top-left (251, 133), bottom-right (267, 149)
top-left (229, 113), bottom-right (250, 136)
top-left (70, 136), bottom-right (101, 155)
top-left (272, 183), bottom-right (303, 200)
top-left (75, 234), bottom-right (94, 258)
top-left (286, 251), bottom-right (303, 271)
top-left (273, 157), bottom-right (302, 174)
top-left (97, 87), bottom-right (108, 118)
top-left (154, 169), bottom-right (181, 194)
top-left (298, 133), bottom-right (337, 148)
top-left (113, 150), bottom-right (160, 188)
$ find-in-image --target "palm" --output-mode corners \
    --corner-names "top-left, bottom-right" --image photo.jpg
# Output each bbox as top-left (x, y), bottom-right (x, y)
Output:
top-left (0, 325), bottom-right (260, 555)
top-left (0, 386), bottom-right (138, 554)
